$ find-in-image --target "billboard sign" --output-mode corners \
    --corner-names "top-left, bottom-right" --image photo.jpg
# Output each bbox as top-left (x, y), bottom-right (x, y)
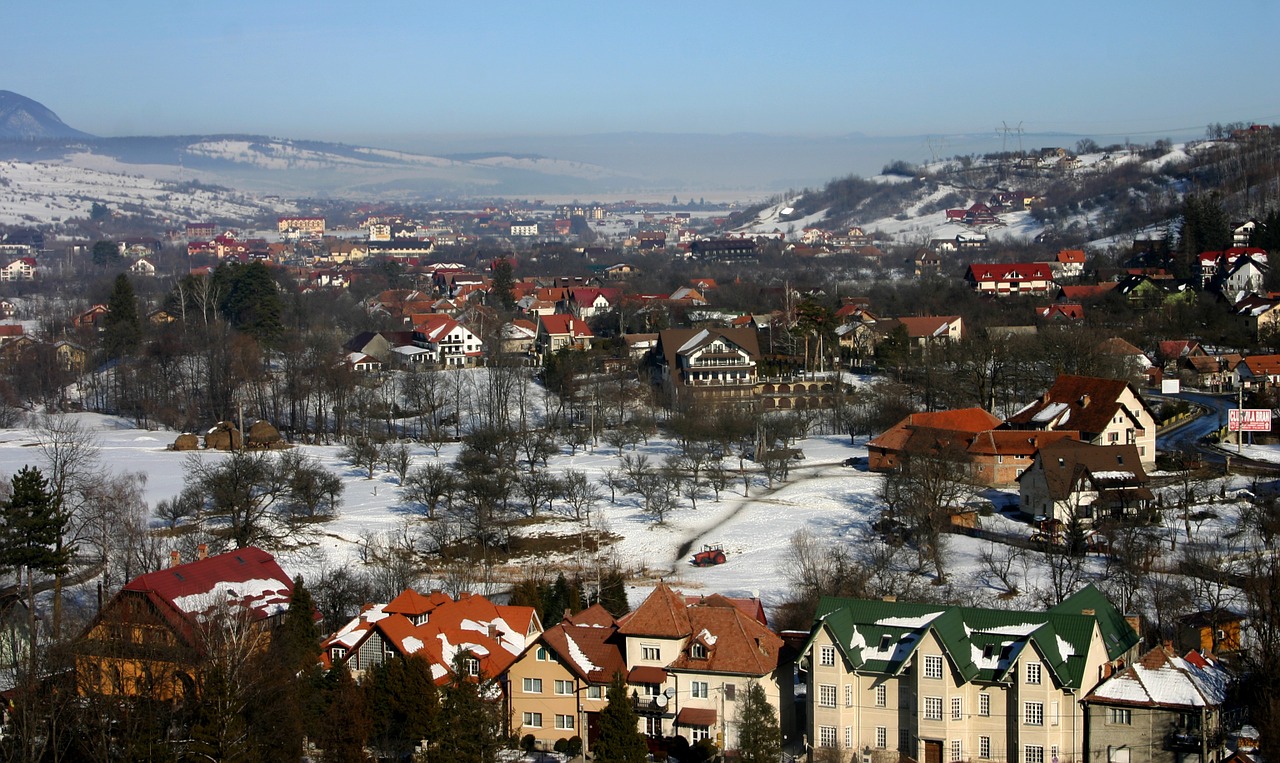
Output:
top-left (1229, 408), bottom-right (1272, 432)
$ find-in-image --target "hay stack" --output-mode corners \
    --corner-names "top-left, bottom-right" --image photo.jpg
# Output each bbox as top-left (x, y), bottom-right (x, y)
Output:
top-left (203, 421), bottom-right (243, 451)
top-left (171, 433), bottom-right (199, 451)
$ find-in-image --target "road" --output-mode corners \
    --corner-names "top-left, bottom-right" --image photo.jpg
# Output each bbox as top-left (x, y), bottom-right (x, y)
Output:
top-left (1156, 390), bottom-right (1278, 474)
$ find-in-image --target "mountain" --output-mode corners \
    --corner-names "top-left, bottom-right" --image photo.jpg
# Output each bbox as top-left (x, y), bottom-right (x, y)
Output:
top-left (0, 91), bottom-right (94, 140)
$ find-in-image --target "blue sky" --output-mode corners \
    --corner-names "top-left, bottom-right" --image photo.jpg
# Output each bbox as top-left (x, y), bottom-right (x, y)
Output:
top-left (8, 0), bottom-right (1279, 144)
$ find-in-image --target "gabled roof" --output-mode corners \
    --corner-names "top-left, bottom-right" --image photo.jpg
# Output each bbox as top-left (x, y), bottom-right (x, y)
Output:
top-left (540, 614), bottom-right (626, 684)
top-left (1058, 283), bottom-right (1118, 301)
top-left (891, 315), bottom-right (961, 339)
top-left (966, 263), bottom-right (1054, 282)
top-left (618, 583), bottom-right (692, 638)
top-left (966, 430), bottom-right (1079, 457)
top-left (121, 546), bottom-right (293, 624)
top-left (1084, 646), bottom-right (1230, 709)
top-left (666, 597), bottom-right (783, 676)
top-left (1021, 440), bottom-right (1149, 500)
top-left (538, 313), bottom-right (594, 339)
top-left (809, 584), bottom-right (1138, 691)
top-left (1005, 375), bottom-right (1152, 438)
top-left (869, 408), bottom-right (1003, 452)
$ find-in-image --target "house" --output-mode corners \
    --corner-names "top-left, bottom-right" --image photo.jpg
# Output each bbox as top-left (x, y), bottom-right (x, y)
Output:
top-left (346, 352), bottom-right (383, 373)
top-left (75, 546), bottom-right (295, 700)
top-left (277, 216), bottom-right (325, 236)
top-left (653, 328), bottom-right (761, 405)
top-left (604, 263), bottom-right (639, 279)
top-left (1052, 249), bottom-right (1088, 279)
top-left (511, 221), bottom-right (540, 237)
top-left (1081, 646), bottom-right (1231, 763)
top-left (322, 588), bottom-right (541, 686)
top-left (868, 408), bottom-right (1004, 472)
top-left (1177, 609), bottom-right (1245, 655)
top-left (412, 315), bottom-right (484, 367)
top-left (1005, 375), bottom-right (1157, 467)
top-left (1038, 304), bottom-right (1085, 322)
top-left (964, 263), bottom-right (1055, 295)
top-left (0, 325), bottom-right (23, 344)
top-left (0, 258), bottom-right (37, 281)
top-left (507, 605), bottom-right (627, 754)
top-left (1017, 440), bottom-right (1152, 525)
top-left (1232, 219), bottom-right (1261, 247)
top-left (1233, 354), bottom-right (1280, 389)
top-left (500, 319), bottom-right (539, 356)
top-left (1216, 253), bottom-right (1268, 294)
top-left (914, 248), bottom-right (943, 277)
top-left (1181, 354), bottom-right (1240, 392)
top-left (878, 316), bottom-right (964, 345)
top-left (73, 304), bottom-right (110, 331)
top-left (690, 239), bottom-right (758, 263)
top-left (537, 314), bottom-right (594, 355)
top-left (128, 258), bottom-right (157, 277)
top-left (569, 288), bottom-right (620, 319)
top-left (54, 339), bottom-right (87, 372)
top-left (1232, 293), bottom-right (1280, 337)
top-left (615, 584), bottom-right (790, 751)
top-left (802, 585), bottom-right (1140, 763)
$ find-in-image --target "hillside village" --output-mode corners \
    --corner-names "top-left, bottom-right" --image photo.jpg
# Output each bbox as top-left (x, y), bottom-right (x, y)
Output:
top-left (0, 125), bottom-right (1275, 761)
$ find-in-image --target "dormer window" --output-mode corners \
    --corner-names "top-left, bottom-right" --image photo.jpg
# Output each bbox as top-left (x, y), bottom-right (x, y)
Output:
top-left (691, 643), bottom-right (707, 659)
top-left (331, 646), bottom-right (347, 662)
top-left (879, 634), bottom-right (893, 650)
top-left (465, 657), bottom-right (480, 676)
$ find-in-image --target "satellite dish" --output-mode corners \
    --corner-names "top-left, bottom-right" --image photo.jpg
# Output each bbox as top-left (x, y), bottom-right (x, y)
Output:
top-left (655, 693), bottom-right (669, 708)
top-left (664, 687), bottom-right (676, 698)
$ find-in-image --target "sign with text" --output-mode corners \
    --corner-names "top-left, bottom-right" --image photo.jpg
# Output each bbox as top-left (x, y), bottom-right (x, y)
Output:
top-left (1229, 408), bottom-right (1272, 432)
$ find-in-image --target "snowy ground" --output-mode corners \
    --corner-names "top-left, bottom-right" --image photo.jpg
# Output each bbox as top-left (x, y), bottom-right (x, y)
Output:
top-left (0, 407), bottom-right (1268, 623)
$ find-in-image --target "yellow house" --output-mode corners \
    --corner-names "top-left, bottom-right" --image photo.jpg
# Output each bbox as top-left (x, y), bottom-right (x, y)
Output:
top-left (507, 604), bottom-right (625, 753)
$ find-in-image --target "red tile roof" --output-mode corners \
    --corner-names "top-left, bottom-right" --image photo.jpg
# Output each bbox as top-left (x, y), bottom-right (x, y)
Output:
top-left (618, 583), bottom-right (690, 637)
top-left (122, 546), bottom-right (294, 624)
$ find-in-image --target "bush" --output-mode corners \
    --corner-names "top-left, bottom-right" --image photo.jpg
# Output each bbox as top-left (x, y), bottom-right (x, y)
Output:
top-left (522, 734), bottom-right (536, 752)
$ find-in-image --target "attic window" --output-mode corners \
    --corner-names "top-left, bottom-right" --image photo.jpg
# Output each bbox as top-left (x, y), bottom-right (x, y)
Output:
top-left (983, 645), bottom-right (994, 659)
top-left (1116, 456), bottom-right (1124, 464)
top-left (691, 643), bottom-right (707, 659)
top-left (879, 634), bottom-right (893, 650)
top-left (1058, 458), bottom-right (1065, 466)
top-left (1000, 644), bottom-right (1014, 659)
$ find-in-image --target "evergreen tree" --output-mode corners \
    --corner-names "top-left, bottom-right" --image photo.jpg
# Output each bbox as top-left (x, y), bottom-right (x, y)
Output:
top-left (491, 258), bottom-right (516, 312)
top-left (91, 239), bottom-right (120, 267)
top-left (436, 652), bottom-right (502, 763)
top-left (1178, 193), bottom-right (1231, 257)
top-left (598, 567), bottom-right (631, 617)
top-left (315, 665), bottom-right (371, 763)
top-left (367, 655), bottom-right (439, 760)
top-left (594, 672), bottom-right (647, 763)
top-left (734, 681), bottom-right (781, 763)
top-left (0, 466), bottom-right (69, 579)
top-left (217, 261), bottom-right (284, 344)
top-left (102, 273), bottom-right (142, 360)
top-left (275, 576), bottom-right (322, 673)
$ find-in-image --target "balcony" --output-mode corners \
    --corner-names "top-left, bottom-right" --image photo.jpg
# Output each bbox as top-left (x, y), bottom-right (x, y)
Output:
top-left (1165, 729), bottom-right (1223, 752)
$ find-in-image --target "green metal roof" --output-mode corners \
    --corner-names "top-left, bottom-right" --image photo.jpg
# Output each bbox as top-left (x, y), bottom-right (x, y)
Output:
top-left (807, 584), bottom-right (1139, 691)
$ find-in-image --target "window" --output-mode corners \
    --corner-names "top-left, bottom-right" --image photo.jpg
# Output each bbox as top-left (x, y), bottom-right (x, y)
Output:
top-left (642, 645), bottom-right (660, 661)
top-left (691, 643), bottom-right (707, 659)
top-left (925, 696), bottom-right (943, 721)
top-left (646, 717), bottom-right (663, 737)
top-left (819, 726), bottom-right (838, 748)
top-left (979, 692), bottom-right (991, 716)
top-left (819, 684), bottom-right (838, 708)
top-left (951, 740), bottom-right (963, 762)
top-left (556, 714), bottom-right (575, 730)
top-left (691, 726), bottom-right (710, 743)
top-left (1026, 746), bottom-right (1045, 763)
top-left (875, 684), bottom-right (887, 707)
top-left (692, 681), bottom-right (710, 699)
top-left (1052, 746), bottom-right (1060, 763)
top-left (845, 684), bottom-right (853, 707)
top-left (1051, 701), bottom-right (1060, 726)
top-left (587, 685), bottom-right (602, 699)
top-left (1026, 662), bottom-right (1042, 685)
top-left (1025, 701), bottom-right (1044, 726)
top-left (876, 727), bottom-right (888, 749)
top-left (979, 736), bottom-right (991, 759)
top-left (555, 679), bottom-right (573, 695)
top-left (330, 646), bottom-right (346, 661)
top-left (522, 677), bottom-right (542, 694)
top-left (924, 655), bottom-right (944, 679)
top-left (1108, 707), bottom-right (1132, 725)
top-left (952, 696), bottom-right (963, 720)
top-left (846, 727), bottom-right (853, 749)
top-left (465, 657), bottom-right (480, 676)
top-left (643, 683), bottom-right (661, 697)
top-left (535, 646), bottom-right (548, 661)
top-left (522, 712), bottom-right (542, 728)
top-left (820, 645), bottom-right (836, 666)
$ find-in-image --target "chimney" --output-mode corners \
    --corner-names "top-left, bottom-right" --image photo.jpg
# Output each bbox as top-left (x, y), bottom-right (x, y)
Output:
top-left (1125, 613), bottom-right (1143, 639)
top-left (1080, 394), bottom-right (1091, 407)
top-left (882, 595), bottom-right (897, 603)
top-left (169, 550), bottom-right (181, 568)
top-left (197, 543), bottom-right (208, 560)
top-left (488, 624), bottom-right (498, 639)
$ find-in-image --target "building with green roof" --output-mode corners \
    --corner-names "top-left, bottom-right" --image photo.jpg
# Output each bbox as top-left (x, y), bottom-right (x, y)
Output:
top-left (801, 585), bottom-right (1140, 763)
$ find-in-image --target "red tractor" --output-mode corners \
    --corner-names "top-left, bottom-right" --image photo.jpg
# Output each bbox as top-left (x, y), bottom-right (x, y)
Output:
top-left (690, 544), bottom-right (727, 567)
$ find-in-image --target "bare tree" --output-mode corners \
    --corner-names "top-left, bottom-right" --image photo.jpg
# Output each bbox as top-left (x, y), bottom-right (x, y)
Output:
top-left (977, 543), bottom-right (1027, 597)
top-left (35, 414), bottom-right (102, 637)
top-left (401, 462), bottom-right (456, 519)
top-left (560, 470), bottom-right (602, 521)
top-left (380, 442), bottom-right (413, 484)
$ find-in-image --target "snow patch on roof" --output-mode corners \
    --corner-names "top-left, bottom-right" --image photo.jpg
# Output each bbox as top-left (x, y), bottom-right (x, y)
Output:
top-left (678, 329), bottom-right (711, 354)
top-left (564, 632), bottom-right (599, 675)
top-left (874, 612), bottom-right (944, 629)
top-left (697, 628), bottom-right (718, 646)
top-left (171, 577), bottom-right (290, 619)
top-left (1056, 635), bottom-right (1076, 658)
top-left (1033, 402), bottom-right (1069, 423)
top-left (978, 622), bottom-right (1042, 637)
top-left (402, 635), bottom-right (425, 654)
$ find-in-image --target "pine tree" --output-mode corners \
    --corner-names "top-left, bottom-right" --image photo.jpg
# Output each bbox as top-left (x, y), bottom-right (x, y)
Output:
top-left (734, 681), bottom-right (781, 763)
top-left (275, 576), bottom-right (321, 673)
top-left (598, 567), bottom-right (631, 617)
top-left (0, 466), bottom-right (69, 580)
top-left (593, 672), bottom-right (647, 763)
top-left (367, 654), bottom-right (439, 760)
top-left (217, 261), bottom-right (283, 344)
top-left (103, 273), bottom-right (142, 360)
top-left (491, 258), bottom-right (516, 312)
top-left (437, 653), bottom-right (502, 763)
top-left (315, 665), bottom-right (372, 763)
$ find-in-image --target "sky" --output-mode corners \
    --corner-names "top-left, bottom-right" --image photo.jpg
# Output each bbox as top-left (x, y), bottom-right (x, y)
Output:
top-left (7, 0), bottom-right (1279, 145)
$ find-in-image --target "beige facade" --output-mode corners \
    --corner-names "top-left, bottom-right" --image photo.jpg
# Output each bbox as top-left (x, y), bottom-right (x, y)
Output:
top-left (507, 644), bottom-right (607, 749)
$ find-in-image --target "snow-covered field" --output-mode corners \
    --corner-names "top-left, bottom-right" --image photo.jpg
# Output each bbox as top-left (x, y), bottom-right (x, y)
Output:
top-left (0, 405), bottom-right (1266, 623)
